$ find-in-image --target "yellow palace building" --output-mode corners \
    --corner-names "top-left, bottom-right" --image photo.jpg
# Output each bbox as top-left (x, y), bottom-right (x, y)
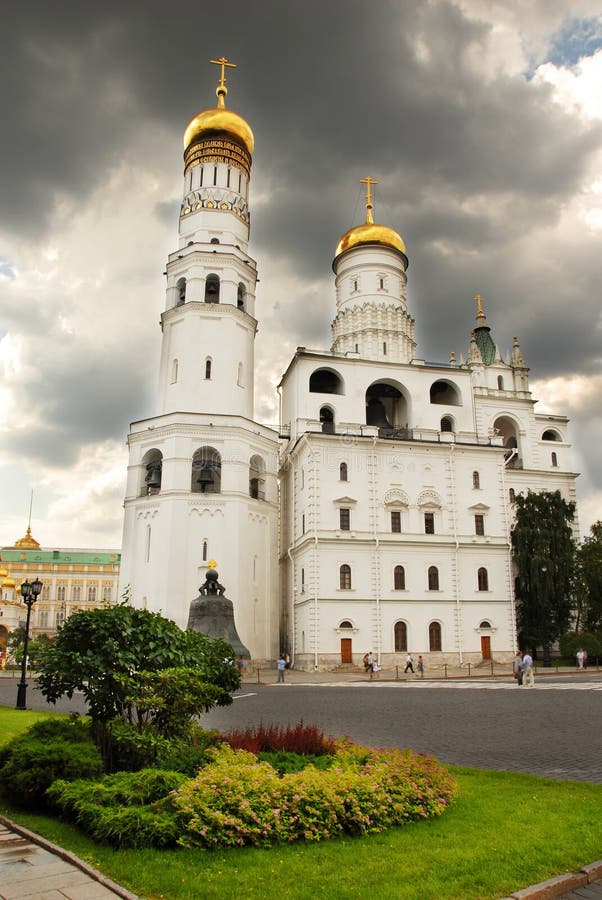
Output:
top-left (0, 527), bottom-right (120, 661)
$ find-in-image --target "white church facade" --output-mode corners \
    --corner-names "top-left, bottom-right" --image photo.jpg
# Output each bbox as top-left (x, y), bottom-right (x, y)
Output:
top-left (119, 61), bottom-right (578, 670)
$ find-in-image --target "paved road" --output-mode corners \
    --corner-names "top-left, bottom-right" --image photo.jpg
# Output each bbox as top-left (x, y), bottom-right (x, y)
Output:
top-left (200, 677), bottom-right (602, 783)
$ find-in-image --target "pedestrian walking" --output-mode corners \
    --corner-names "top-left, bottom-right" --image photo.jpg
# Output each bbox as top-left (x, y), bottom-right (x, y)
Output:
top-left (417, 655), bottom-right (424, 678)
top-left (372, 660), bottom-right (380, 679)
top-left (366, 651), bottom-right (374, 678)
top-left (522, 652), bottom-right (534, 687)
top-left (513, 650), bottom-right (523, 685)
top-left (404, 653), bottom-right (414, 674)
top-left (277, 654), bottom-right (286, 683)
top-left (577, 648), bottom-right (585, 669)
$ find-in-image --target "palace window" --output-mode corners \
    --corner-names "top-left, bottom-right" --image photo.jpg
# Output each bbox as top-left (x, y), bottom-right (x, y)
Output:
top-left (477, 567), bottom-right (489, 591)
top-left (428, 566), bottom-right (439, 591)
top-left (391, 511), bottom-right (401, 533)
top-left (339, 462), bottom-right (348, 481)
top-left (424, 512), bottom-right (435, 534)
top-left (339, 565), bottom-right (351, 590)
top-left (394, 565), bottom-right (405, 590)
top-left (475, 514), bottom-right (485, 536)
top-left (340, 508), bottom-right (350, 531)
top-left (472, 470), bottom-right (480, 489)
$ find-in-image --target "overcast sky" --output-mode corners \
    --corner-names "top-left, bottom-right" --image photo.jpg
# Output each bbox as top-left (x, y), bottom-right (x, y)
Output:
top-left (1, 0), bottom-right (601, 549)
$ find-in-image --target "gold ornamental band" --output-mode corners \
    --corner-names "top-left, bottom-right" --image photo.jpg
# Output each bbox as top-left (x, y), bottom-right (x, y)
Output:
top-left (184, 138), bottom-right (251, 178)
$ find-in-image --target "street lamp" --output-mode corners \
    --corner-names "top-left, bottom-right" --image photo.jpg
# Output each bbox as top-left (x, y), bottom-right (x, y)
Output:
top-left (16, 576), bottom-right (43, 710)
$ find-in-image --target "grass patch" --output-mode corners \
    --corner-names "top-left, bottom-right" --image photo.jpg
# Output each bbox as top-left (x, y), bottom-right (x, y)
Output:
top-left (0, 706), bottom-right (69, 744)
top-left (1, 707), bottom-right (601, 899)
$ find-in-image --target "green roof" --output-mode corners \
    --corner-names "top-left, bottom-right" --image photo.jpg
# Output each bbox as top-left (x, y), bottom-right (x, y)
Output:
top-left (475, 327), bottom-right (496, 366)
top-left (0, 548), bottom-right (120, 565)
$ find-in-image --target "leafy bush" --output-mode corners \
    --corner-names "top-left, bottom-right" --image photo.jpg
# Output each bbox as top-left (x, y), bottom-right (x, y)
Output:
top-left (0, 716), bottom-right (103, 808)
top-left (47, 769), bottom-right (186, 848)
top-left (105, 719), bottom-right (172, 772)
top-left (36, 605), bottom-right (240, 724)
top-left (155, 725), bottom-right (223, 776)
top-left (559, 631), bottom-right (602, 660)
top-left (258, 750), bottom-right (334, 775)
top-left (223, 721), bottom-right (336, 756)
top-left (172, 743), bottom-right (458, 849)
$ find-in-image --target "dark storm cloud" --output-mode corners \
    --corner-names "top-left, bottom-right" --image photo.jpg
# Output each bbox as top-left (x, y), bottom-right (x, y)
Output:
top-left (3, 344), bottom-right (154, 466)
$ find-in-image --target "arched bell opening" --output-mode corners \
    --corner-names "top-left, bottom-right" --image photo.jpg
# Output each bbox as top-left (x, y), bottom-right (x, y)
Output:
top-left (365, 380), bottom-right (409, 432)
top-left (191, 447), bottom-right (222, 493)
top-left (204, 274), bottom-right (220, 303)
top-left (140, 449), bottom-right (163, 497)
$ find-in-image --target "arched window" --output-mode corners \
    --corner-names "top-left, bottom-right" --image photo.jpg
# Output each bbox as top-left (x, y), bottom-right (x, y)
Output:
top-left (339, 462), bottom-right (348, 481)
top-left (394, 621), bottom-right (407, 652)
top-left (57, 585), bottom-right (65, 603)
top-left (542, 429), bottom-right (560, 441)
top-left (509, 488), bottom-right (515, 502)
top-left (472, 470), bottom-right (480, 489)
top-left (429, 622), bottom-right (442, 651)
top-left (551, 452), bottom-right (558, 467)
top-left (205, 358), bottom-right (212, 380)
top-left (340, 565), bottom-right (351, 590)
top-left (237, 362), bottom-right (244, 386)
top-left (102, 585), bottom-right (112, 604)
top-left (72, 585), bottom-right (81, 603)
top-left (309, 368), bottom-right (344, 394)
top-left (440, 416), bottom-right (454, 433)
top-left (497, 375), bottom-right (504, 390)
top-left (191, 447), bottom-right (222, 493)
top-left (394, 565), bottom-right (405, 590)
top-left (202, 541), bottom-right (208, 561)
top-left (176, 277), bottom-right (186, 305)
top-left (87, 585), bottom-right (96, 604)
top-left (480, 620), bottom-right (491, 629)
top-left (428, 566), bottom-right (439, 591)
top-left (249, 454), bottom-right (265, 500)
top-left (204, 273), bottom-right (220, 303)
top-left (320, 406), bottom-right (335, 434)
top-left (237, 282), bottom-right (246, 310)
top-left (430, 380), bottom-right (461, 406)
top-left (301, 568), bottom-right (305, 592)
top-left (171, 358), bottom-right (178, 383)
top-left (477, 567), bottom-right (489, 591)
top-left (365, 381), bottom-right (408, 430)
top-left (340, 619), bottom-right (353, 629)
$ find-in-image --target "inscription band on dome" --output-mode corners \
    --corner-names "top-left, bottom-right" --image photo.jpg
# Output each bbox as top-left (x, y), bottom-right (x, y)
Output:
top-left (184, 138), bottom-right (251, 178)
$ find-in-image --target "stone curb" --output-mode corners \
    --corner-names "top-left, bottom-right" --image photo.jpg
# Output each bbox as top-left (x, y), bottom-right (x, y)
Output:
top-left (500, 858), bottom-right (602, 899)
top-left (0, 813), bottom-right (141, 900)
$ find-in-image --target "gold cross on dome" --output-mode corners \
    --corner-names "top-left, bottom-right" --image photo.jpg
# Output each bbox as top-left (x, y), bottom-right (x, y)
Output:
top-left (360, 176), bottom-right (378, 207)
top-left (360, 176), bottom-right (378, 224)
top-left (210, 56), bottom-right (237, 90)
top-left (207, 559), bottom-right (218, 569)
top-left (474, 293), bottom-right (485, 316)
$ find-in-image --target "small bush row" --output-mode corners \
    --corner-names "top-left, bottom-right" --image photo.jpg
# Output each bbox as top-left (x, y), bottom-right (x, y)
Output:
top-left (223, 721), bottom-right (337, 756)
top-left (171, 743), bottom-right (458, 848)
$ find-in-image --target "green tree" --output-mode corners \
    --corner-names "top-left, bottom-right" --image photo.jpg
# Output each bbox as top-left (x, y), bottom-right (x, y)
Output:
top-left (36, 604), bottom-right (240, 724)
top-left (511, 490), bottom-right (577, 665)
top-left (576, 521), bottom-right (602, 632)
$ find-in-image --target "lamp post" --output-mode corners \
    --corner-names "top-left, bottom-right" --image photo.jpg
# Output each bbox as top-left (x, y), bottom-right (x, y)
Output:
top-left (16, 576), bottom-right (43, 710)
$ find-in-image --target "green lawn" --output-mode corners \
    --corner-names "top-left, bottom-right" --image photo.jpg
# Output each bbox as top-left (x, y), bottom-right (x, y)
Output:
top-left (1, 707), bottom-right (600, 900)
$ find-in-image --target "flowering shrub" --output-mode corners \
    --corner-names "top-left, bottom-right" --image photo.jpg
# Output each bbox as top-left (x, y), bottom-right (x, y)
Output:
top-left (172, 742), bottom-right (458, 849)
top-left (223, 720), bottom-right (336, 756)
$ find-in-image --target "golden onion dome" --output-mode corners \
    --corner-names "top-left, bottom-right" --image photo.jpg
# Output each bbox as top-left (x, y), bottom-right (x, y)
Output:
top-left (334, 176), bottom-right (406, 263)
top-left (2, 577), bottom-right (16, 589)
top-left (183, 87), bottom-right (254, 156)
top-left (14, 526), bottom-right (40, 550)
top-left (335, 222), bottom-right (406, 259)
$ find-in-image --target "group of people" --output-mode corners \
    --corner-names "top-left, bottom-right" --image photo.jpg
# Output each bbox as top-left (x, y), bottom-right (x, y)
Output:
top-left (512, 650), bottom-right (535, 686)
top-left (363, 652), bottom-right (424, 679)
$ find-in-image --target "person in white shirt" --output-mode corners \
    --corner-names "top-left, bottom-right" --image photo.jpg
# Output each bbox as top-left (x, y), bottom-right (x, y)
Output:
top-left (522, 652), bottom-right (534, 687)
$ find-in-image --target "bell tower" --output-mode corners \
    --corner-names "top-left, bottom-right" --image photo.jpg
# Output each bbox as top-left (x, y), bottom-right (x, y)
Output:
top-left (119, 60), bottom-right (280, 662)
